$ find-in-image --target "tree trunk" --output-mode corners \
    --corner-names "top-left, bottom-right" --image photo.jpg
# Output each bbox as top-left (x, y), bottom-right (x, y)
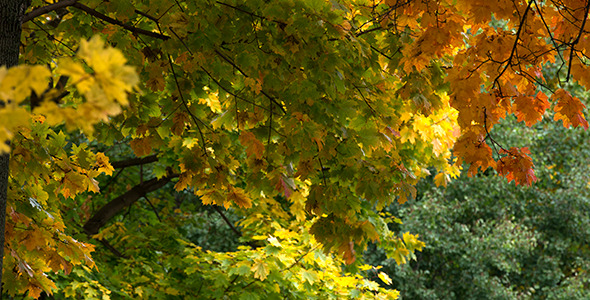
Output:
top-left (0, 0), bottom-right (29, 295)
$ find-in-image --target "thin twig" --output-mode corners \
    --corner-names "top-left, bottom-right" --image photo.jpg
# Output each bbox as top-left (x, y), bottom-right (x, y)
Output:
top-left (97, 238), bottom-right (129, 258)
top-left (493, 0), bottom-right (533, 87)
top-left (166, 54), bottom-right (209, 155)
top-left (214, 49), bottom-right (286, 114)
top-left (213, 206), bottom-right (241, 237)
top-left (134, 9), bottom-right (158, 22)
top-left (565, 0), bottom-right (590, 81)
top-left (143, 196), bottom-right (162, 222)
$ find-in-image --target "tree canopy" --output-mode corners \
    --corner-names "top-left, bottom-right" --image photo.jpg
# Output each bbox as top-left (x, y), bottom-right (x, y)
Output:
top-left (0, 0), bottom-right (589, 298)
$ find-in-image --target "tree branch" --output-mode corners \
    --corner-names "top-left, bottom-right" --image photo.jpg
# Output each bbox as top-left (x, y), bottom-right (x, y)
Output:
top-left (83, 174), bottom-right (177, 235)
top-left (72, 3), bottom-right (169, 40)
top-left (25, 1), bottom-right (171, 40)
top-left (212, 204), bottom-right (258, 249)
top-left (493, 1), bottom-right (533, 88)
top-left (213, 205), bottom-right (241, 237)
top-left (110, 154), bottom-right (158, 169)
top-left (566, 0), bottom-right (590, 81)
top-left (96, 237), bottom-right (128, 258)
top-left (22, 0), bottom-right (77, 23)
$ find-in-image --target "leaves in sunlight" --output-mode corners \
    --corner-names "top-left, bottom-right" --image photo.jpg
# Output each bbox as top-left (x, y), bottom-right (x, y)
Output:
top-left (5, 0), bottom-right (590, 298)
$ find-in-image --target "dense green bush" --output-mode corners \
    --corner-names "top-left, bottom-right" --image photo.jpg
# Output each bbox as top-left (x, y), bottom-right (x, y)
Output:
top-left (367, 117), bottom-right (590, 299)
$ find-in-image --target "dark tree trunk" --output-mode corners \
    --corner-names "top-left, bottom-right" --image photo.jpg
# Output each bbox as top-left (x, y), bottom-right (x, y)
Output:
top-left (0, 0), bottom-right (29, 296)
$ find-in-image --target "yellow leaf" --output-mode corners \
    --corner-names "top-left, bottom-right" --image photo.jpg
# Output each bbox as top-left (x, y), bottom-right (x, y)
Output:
top-left (164, 287), bottom-right (180, 295)
top-left (227, 187), bottom-right (252, 208)
top-left (88, 178), bottom-right (100, 193)
top-left (267, 235), bottom-right (282, 248)
top-left (378, 272), bottom-right (393, 285)
top-left (60, 172), bottom-right (87, 199)
top-left (57, 58), bottom-right (94, 94)
top-left (0, 106), bottom-right (30, 153)
top-left (434, 172), bottom-right (449, 187)
top-left (251, 260), bottom-right (269, 281)
top-left (0, 65), bottom-right (51, 102)
top-left (300, 269), bottom-right (318, 284)
top-left (175, 173), bottom-right (192, 191)
top-left (95, 153), bottom-right (114, 176)
top-left (197, 188), bottom-right (225, 206)
top-left (77, 36), bottom-right (138, 105)
top-left (403, 232), bottom-right (425, 252)
top-left (288, 191), bottom-right (307, 222)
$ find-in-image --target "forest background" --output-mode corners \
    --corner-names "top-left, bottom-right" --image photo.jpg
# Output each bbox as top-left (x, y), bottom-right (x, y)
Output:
top-left (1, 0), bottom-right (590, 299)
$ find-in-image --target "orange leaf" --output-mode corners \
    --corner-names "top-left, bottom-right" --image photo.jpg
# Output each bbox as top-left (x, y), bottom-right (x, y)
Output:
top-left (513, 92), bottom-right (550, 126)
top-left (171, 112), bottom-right (189, 136)
top-left (174, 173), bottom-right (192, 191)
top-left (552, 88), bottom-right (589, 129)
top-left (339, 241), bottom-right (356, 265)
top-left (452, 130), bottom-right (496, 176)
top-left (226, 187), bottom-right (252, 208)
top-left (130, 137), bottom-right (152, 157)
top-left (239, 131), bottom-right (264, 159)
top-left (496, 147), bottom-right (537, 186)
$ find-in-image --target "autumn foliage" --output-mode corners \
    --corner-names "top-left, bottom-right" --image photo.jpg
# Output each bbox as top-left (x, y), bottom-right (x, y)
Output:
top-left (0, 0), bottom-right (588, 298)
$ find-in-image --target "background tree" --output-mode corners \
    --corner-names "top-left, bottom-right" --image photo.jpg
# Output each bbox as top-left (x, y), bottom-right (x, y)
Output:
top-left (367, 113), bottom-right (590, 299)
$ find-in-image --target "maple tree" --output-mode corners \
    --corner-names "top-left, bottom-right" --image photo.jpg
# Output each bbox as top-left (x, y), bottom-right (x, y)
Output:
top-left (0, 0), bottom-right (589, 298)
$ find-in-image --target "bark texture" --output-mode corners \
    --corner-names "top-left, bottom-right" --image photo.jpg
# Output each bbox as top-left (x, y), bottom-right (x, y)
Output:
top-left (0, 0), bottom-right (29, 295)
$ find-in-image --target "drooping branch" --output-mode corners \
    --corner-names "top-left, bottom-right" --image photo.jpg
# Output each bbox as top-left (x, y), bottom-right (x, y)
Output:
top-left (83, 174), bottom-right (177, 235)
top-left (110, 154), bottom-right (158, 169)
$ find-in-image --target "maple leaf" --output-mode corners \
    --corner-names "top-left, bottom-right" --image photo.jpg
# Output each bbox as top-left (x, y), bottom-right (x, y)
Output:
top-left (76, 36), bottom-right (139, 105)
top-left (130, 137), bottom-right (153, 157)
top-left (395, 182), bottom-right (417, 204)
top-left (434, 172), bottom-right (449, 187)
top-left (226, 187), bottom-right (252, 208)
top-left (171, 112), bottom-right (189, 136)
top-left (251, 259), bottom-right (269, 281)
top-left (239, 131), bottom-right (265, 159)
top-left (552, 88), bottom-right (589, 129)
top-left (513, 92), bottom-right (550, 126)
top-left (197, 188), bottom-right (226, 207)
top-left (95, 152), bottom-right (114, 176)
top-left (453, 130), bottom-right (496, 176)
top-left (496, 147), bottom-right (537, 186)
top-left (339, 241), bottom-right (356, 265)
top-left (0, 65), bottom-right (51, 102)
